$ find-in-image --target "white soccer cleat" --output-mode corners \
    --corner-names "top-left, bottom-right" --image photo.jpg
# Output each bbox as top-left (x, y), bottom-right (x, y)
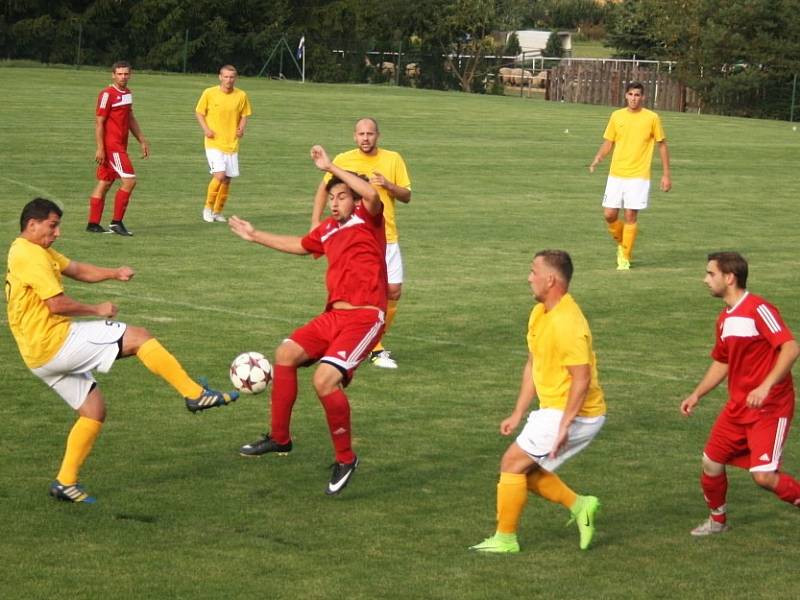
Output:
top-left (690, 517), bottom-right (729, 537)
top-left (370, 350), bottom-right (398, 369)
top-left (202, 208), bottom-right (214, 223)
top-left (212, 213), bottom-right (227, 222)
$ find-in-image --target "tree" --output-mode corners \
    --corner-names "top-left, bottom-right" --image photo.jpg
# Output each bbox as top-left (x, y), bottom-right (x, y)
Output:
top-left (544, 31), bottom-right (564, 58)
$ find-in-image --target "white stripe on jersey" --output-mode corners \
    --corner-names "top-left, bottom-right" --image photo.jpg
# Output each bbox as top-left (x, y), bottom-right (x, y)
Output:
top-left (720, 316), bottom-right (758, 340)
top-left (756, 304), bottom-right (782, 334)
top-left (320, 214), bottom-right (366, 243)
top-left (98, 92), bottom-right (109, 110)
top-left (111, 93), bottom-right (133, 108)
top-left (750, 417), bottom-right (788, 472)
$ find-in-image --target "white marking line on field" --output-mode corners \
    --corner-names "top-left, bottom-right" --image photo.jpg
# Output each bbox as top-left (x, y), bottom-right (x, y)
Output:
top-left (0, 175), bottom-right (57, 200)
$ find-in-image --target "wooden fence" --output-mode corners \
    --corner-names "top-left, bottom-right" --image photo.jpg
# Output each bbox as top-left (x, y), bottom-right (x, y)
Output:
top-left (546, 60), bottom-right (699, 112)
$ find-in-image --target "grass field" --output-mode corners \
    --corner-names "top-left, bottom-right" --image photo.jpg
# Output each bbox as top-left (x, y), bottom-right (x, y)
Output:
top-left (1, 64), bottom-right (799, 599)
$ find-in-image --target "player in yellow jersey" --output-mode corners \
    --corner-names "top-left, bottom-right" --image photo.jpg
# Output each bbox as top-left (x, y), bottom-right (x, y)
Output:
top-left (5, 198), bottom-right (238, 504)
top-left (310, 118), bottom-right (411, 369)
top-left (195, 64), bottom-right (252, 223)
top-left (589, 82), bottom-right (671, 270)
top-left (471, 250), bottom-right (606, 553)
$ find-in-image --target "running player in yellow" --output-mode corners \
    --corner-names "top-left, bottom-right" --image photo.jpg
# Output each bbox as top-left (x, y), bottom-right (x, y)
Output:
top-left (471, 250), bottom-right (606, 553)
top-left (5, 198), bottom-right (238, 504)
top-left (589, 82), bottom-right (671, 270)
top-left (195, 64), bottom-right (252, 223)
top-left (310, 117), bottom-right (411, 369)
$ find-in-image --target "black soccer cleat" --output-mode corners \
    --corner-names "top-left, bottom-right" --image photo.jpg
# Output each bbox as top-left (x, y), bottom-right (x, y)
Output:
top-left (86, 222), bottom-right (108, 233)
top-left (185, 389), bottom-right (238, 413)
top-left (109, 220), bottom-right (133, 236)
top-left (326, 456), bottom-right (359, 496)
top-left (239, 434), bottom-right (292, 457)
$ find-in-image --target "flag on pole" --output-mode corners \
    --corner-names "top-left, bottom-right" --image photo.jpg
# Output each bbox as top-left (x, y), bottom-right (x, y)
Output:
top-left (296, 36), bottom-right (305, 60)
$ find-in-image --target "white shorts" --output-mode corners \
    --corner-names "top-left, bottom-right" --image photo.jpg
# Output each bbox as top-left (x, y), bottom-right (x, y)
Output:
top-left (205, 148), bottom-right (240, 178)
top-left (386, 242), bottom-right (404, 285)
top-left (31, 320), bottom-right (127, 410)
top-left (602, 176), bottom-right (650, 210)
top-left (515, 408), bottom-right (605, 471)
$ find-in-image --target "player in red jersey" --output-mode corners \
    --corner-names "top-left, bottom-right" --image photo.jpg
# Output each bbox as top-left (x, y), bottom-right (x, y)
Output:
top-left (86, 61), bottom-right (149, 236)
top-left (228, 145), bottom-right (387, 496)
top-left (681, 252), bottom-right (800, 535)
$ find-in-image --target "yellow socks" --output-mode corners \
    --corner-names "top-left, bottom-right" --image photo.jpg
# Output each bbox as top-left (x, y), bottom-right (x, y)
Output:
top-left (622, 223), bottom-right (639, 260)
top-left (607, 219), bottom-right (623, 244)
top-left (57, 417), bottom-right (103, 485)
top-left (213, 182), bottom-right (230, 214)
top-left (136, 338), bottom-right (203, 399)
top-left (496, 472), bottom-right (528, 534)
top-left (206, 178), bottom-right (222, 210)
top-left (527, 469), bottom-right (577, 509)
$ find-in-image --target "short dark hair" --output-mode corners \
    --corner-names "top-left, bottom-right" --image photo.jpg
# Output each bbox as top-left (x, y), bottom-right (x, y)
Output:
top-left (535, 249), bottom-right (574, 285)
top-left (20, 197), bottom-right (62, 232)
top-left (708, 251), bottom-right (748, 289)
top-left (112, 61), bottom-right (131, 71)
top-left (325, 172), bottom-right (369, 199)
top-left (625, 81), bottom-right (644, 93)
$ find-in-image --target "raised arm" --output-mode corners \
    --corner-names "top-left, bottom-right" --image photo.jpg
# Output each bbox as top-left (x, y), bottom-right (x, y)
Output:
top-left (310, 145), bottom-right (380, 214)
top-left (310, 178), bottom-right (329, 230)
top-left (63, 261), bottom-right (134, 283)
top-left (45, 293), bottom-right (118, 319)
top-left (228, 215), bottom-right (308, 255)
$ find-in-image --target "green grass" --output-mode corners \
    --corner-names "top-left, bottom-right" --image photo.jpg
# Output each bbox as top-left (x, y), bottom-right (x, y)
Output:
top-left (571, 40), bottom-right (615, 59)
top-left (1, 65), bottom-right (799, 599)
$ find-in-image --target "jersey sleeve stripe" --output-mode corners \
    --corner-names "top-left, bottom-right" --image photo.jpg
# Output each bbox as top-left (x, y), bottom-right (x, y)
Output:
top-left (99, 91), bottom-right (109, 109)
top-left (756, 304), bottom-right (782, 334)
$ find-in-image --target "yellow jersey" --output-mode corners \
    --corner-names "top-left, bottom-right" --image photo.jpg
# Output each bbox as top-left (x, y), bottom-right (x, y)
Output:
top-left (195, 86), bottom-right (252, 153)
top-left (5, 237), bottom-right (71, 368)
top-left (326, 148), bottom-right (411, 243)
top-left (526, 293), bottom-right (606, 417)
top-left (604, 107), bottom-right (666, 180)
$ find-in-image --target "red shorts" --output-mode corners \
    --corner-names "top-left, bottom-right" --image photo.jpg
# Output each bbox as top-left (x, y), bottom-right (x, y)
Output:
top-left (96, 150), bottom-right (135, 181)
top-left (704, 410), bottom-right (792, 472)
top-left (290, 308), bottom-right (385, 384)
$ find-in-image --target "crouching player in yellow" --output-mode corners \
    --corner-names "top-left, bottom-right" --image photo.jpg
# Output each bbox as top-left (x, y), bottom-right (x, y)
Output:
top-left (5, 198), bottom-right (238, 504)
top-left (471, 250), bottom-right (606, 552)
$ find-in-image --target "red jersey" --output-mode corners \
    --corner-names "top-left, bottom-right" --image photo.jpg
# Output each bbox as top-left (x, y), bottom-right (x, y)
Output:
top-left (301, 203), bottom-right (387, 312)
top-left (711, 292), bottom-right (795, 422)
top-left (96, 85), bottom-right (133, 152)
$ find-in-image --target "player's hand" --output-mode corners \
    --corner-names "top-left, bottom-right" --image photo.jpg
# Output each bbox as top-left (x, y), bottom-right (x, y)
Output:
top-left (370, 171), bottom-right (387, 188)
top-left (500, 414), bottom-right (521, 436)
top-left (204, 128), bottom-right (215, 139)
top-left (680, 394), bottom-right (699, 416)
top-left (228, 215), bottom-right (256, 241)
top-left (95, 148), bottom-right (105, 164)
top-left (96, 301), bottom-right (118, 319)
top-left (310, 145), bottom-right (332, 171)
top-left (236, 126), bottom-right (246, 138)
top-left (116, 267), bottom-right (135, 281)
top-left (661, 174), bottom-right (672, 192)
top-left (140, 140), bottom-right (150, 159)
top-left (549, 425), bottom-right (570, 458)
top-left (746, 384), bottom-right (770, 408)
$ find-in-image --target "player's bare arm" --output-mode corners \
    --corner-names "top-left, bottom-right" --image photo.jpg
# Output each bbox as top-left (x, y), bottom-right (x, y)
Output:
top-left (311, 145), bottom-right (380, 213)
top-left (550, 363), bottom-right (591, 458)
top-left (310, 179), bottom-right (329, 230)
top-left (589, 140), bottom-right (614, 172)
top-left (94, 115), bottom-right (106, 163)
top-left (370, 171), bottom-right (412, 203)
top-left (500, 354), bottom-right (537, 435)
top-left (236, 116), bottom-right (248, 138)
top-left (63, 261), bottom-right (134, 283)
top-left (659, 141), bottom-right (672, 192)
top-left (746, 339), bottom-right (800, 408)
top-left (228, 215), bottom-right (308, 255)
top-left (45, 293), bottom-right (118, 319)
top-left (680, 360), bottom-right (729, 415)
top-left (129, 114), bottom-right (149, 158)
top-left (194, 112), bottom-right (215, 138)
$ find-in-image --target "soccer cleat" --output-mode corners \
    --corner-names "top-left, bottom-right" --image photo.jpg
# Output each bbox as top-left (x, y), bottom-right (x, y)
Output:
top-left (568, 495), bottom-right (600, 550)
top-left (370, 350), bottom-right (398, 369)
top-left (616, 245), bottom-right (630, 271)
top-left (239, 434), bottom-right (293, 457)
top-left (690, 517), bottom-right (729, 537)
top-left (202, 208), bottom-right (215, 223)
top-left (49, 480), bottom-right (96, 504)
top-left (86, 222), bottom-right (108, 233)
top-left (109, 221), bottom-right (133, 236)
top-left (212, 212), bottom-right (227, 223)
top-left (469, 533), bottom-right (520, 554)
top-left (326, 456), bottom-right (359, 495)
top-left (185, 388), bottom-right (238, 413)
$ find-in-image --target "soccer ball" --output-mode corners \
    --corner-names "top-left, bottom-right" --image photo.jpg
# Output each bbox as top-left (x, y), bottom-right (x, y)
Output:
top-left (229, 351), bottom-right (272, 394)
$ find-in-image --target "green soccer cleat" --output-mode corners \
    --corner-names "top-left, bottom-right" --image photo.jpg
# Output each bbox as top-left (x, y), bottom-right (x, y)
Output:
top-left (469, 533), bottom-right (520, 554)
top-left (616, 245), bottom-right (631, 271)
top-left (568, 495), bottom-right (600, 550)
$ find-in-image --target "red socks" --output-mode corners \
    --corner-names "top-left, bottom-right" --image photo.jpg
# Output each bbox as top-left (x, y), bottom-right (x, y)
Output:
top-left (88, 196), bottom-right (104, 224)
top-left (701, 472), bottom-right (728, 522)
top-left (270, 365), bottom-right (298, 445)
top-left (319, 389), bottom-right (354, 463)
top-left (113, 188), bottom-right (131, 221)
top-left (773, 473), bottom-right (800, 505)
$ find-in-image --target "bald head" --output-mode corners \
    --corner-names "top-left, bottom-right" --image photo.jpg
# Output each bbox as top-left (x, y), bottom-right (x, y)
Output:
top-left (353, 117), bottom-right (380, 155)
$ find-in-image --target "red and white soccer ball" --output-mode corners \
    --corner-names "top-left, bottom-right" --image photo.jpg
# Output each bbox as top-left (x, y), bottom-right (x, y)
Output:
top-left (229, 351), bottom-right (272, 394)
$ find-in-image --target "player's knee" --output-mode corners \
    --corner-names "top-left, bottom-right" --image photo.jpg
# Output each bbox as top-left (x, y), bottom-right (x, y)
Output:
top-left (274, 340), bottom-right (303, 366)
top-left (701, 455), bottom-right (724, 476)
top-left (122, 178), bottom-right (137, 192)
top-left (312, 365), bottom-right (342, 396)
top-left (122, 325), bottom-right (153, 354)
top-left (79, 387), bottom-right (107, 422)
top-left (751, 471), bottom-right (777, 490)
